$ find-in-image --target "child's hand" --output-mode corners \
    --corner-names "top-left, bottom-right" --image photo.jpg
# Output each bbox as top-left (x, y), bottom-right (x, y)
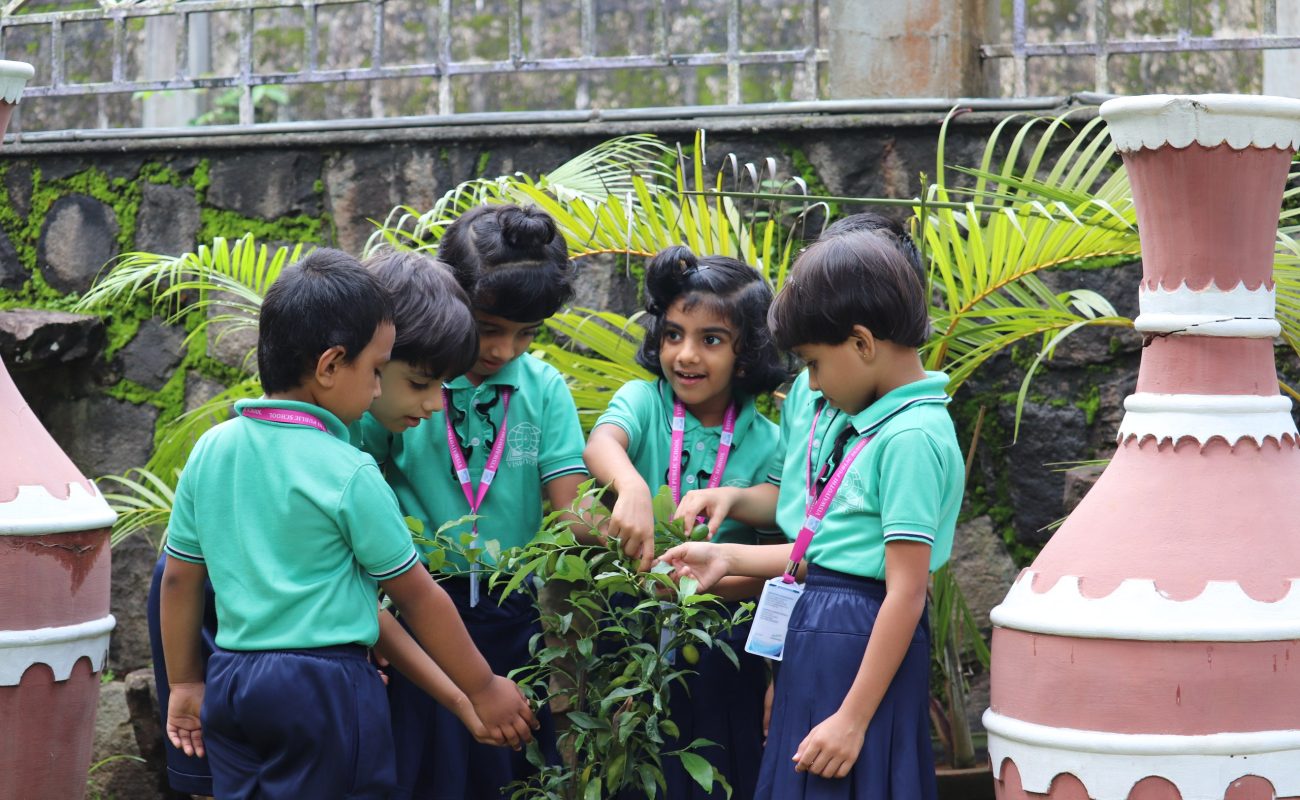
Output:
top-left (468, 676), bottom-right (538, 751)
top-left (607, 486), bottom-right (656, 571)
top-left (166, 681), bottom-right (206, 758)
top-left (674, 487), bottom-right (737, 540)
top-left (792, 708), bottom-right (865, 779)
top-left (451, 694), bottom-right (504, 747)
top-left (656, 542), bottom-right (729, 591)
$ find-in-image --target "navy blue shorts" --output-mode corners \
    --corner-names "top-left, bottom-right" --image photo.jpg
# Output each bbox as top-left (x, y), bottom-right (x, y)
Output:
top-left (387, 576), bottom-right (557, 800)
top-left (147, 553), bottom-right (218, 797)
top-left (757, 564), bottom-right (936, 800)
top-left (203, 645), bottom-right (396, 800)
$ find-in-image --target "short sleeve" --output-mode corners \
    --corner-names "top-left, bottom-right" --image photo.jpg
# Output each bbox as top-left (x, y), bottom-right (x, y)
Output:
top-left (538, 372), bottom-right (589, 484)
top-left (877, 428), bottom-right (950, 546)
top-left (770, 373), bottom-right (810, 485)
top-left (336, 463), bottom-right (420, 580)
top-left (163, 446), bottom-right (205, 564)
top-left (594, 380), bottom-right (657, 454)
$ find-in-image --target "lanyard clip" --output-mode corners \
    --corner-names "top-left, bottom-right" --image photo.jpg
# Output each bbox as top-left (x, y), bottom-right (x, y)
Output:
top-left (782, 561), bottom-right (799, 583)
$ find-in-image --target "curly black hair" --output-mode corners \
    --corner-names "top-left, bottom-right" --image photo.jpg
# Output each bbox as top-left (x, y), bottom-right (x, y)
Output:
top-left (635, 245), bottom-right (787, 397)
top-left (437, 204), bottom-right (574, 322)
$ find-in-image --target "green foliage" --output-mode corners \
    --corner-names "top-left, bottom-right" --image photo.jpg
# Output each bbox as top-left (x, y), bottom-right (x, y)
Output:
top-left (497, 483), bottom-right (740, 800)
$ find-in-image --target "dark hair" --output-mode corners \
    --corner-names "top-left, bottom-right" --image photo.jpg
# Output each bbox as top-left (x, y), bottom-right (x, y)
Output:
top-left (821, 212), bottom-right (925, 286)
top-left (635, 245), bottom-right (787, 396)
top-left (258, 248), bottom-right (394, 394)
top-left (769, 218), bottom-right (931, 350)
top-left (437, 204), bottom-right (574, 322)
top-left (362, 248), bottom-right (479, 379)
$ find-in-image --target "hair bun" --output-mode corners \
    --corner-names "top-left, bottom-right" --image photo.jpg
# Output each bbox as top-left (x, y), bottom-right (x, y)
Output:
top-left (497, 206), bottom-right (557, 251)
top-left (644, 245), bottom-right (699, 314)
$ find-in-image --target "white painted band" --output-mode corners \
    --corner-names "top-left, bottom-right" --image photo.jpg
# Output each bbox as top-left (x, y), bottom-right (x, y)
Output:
top-left (0, 482), bottom-right (117, 535)
top-left (0, 60), bottom-right (32, 105)
top-left (1132, 314), bottom-right (1280, 338)
top-left (992, 573), bottom-right (1300, 641)
top-left (0, 615), bottom-right (115, 686)
top-left (1139, 281), bottom-right (1275, 317)
top-left (1117, 392), bottom-right (1297, 444)
top-left (985, 710), bottom-right (1300, 798)
top-left (1100, 94), bottom-right (1300, 151)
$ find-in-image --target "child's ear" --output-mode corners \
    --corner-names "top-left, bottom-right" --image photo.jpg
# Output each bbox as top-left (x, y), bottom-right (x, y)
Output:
top-left (850, 324), bottom-right (877, 362)
top-left (315, 345), bottom-right (348, 387)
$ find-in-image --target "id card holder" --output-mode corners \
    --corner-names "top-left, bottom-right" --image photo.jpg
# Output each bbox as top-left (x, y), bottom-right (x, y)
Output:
top-left (744, 577), bottom-right (805, 661)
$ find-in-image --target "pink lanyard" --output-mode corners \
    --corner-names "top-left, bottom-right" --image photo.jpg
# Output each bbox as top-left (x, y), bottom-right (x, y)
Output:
top-left (239, 406), bottom-right (328, 432)
top-left (783, 403), bottom-right (872, 583)
top-left (667, 398), bottom-right (738, 507)
top-left (443, 386), bottom-right (512, 607)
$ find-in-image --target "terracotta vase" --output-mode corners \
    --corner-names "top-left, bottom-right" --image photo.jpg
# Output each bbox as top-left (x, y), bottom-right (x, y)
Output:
top-left (0, 60), bottom-right (115, 799)
top-left (986, 94), bottom-right (1300, 800)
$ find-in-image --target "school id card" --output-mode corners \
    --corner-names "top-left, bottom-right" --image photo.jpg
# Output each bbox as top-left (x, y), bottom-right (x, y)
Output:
top-left (744, 577), bottom-right (805, 661)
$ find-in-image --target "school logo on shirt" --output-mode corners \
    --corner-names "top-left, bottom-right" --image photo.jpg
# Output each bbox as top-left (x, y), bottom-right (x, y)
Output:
top-left (507, 422), bottom-right (541, 467)
top-left (830, 471), bottom-right (866, 513)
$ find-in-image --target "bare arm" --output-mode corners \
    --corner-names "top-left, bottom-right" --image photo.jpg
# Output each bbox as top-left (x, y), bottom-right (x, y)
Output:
top-left (159, 556), bottom-right (208, 758)
top-left (374, 610), bottom-right (500, 746)
top-left (657, 540), bottom-right (796, 590)
top-left (674, 484), bottom-right (780, 538)
top-left (584, 423), bottom-right (656, 570)
top-left (792, 541), bottom-right (931, 778)
top-left (381, 566), bottom-right (536, 748)
top-left (543, 472), bottom-right (600, 545)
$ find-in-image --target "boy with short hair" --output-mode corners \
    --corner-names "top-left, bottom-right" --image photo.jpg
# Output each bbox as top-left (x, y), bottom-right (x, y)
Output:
top-left (160, 248), bottom-right (535, 799)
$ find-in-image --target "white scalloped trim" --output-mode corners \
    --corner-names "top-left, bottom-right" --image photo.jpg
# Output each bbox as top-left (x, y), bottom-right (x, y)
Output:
top-left (992, 573), bottom-right (1300, 641)
top-left (986, 711), bottom-right (1300, 799)
top-left (0, 60), bottom-right (33, 105)
top-left (1135, 282), bottom-right (1278, 337)
top-left (0, 615), bottom-right (114, 686)
top-left (1100, 94), bottom-right (1300, 151)
top-left (0, 482), bottom-right (117, 535)
top-left (1116, 392), bottom-right (1297, 444)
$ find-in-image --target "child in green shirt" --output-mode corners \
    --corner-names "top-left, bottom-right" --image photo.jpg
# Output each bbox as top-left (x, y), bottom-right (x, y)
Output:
top-left (160, 249), bottom-right (535, 799)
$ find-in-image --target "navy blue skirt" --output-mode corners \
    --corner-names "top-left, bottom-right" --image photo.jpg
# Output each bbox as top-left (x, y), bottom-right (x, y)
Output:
top-left (387, 576), bottom-right (558, 800)
top-left (203, 644), bottom-right (396, 800)
top-left (662, 609), bottom-right (766, 800)
top-left (756, 564), bottom-right (936, 800)
top-left (146, 553), bottom-right (219, 797)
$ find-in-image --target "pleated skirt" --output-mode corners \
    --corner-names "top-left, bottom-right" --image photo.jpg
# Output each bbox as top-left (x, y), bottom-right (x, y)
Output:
top-left (756, 564), bottom-right (936, 800)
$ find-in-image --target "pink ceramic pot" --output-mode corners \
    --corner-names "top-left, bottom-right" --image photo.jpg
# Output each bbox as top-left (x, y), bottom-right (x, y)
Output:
top-left (0, 60), bottom-right (114, 799)
top-left (987, 95), bottom-right (1300, 800)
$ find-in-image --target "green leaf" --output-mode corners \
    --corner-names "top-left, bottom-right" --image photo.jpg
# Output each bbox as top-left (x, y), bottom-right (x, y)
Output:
top-left (677, 752), bottom-right (714, 791)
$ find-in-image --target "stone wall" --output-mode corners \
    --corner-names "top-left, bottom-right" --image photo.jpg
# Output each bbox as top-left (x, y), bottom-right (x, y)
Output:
top-left (2, 107), bottom-right (1262, 786)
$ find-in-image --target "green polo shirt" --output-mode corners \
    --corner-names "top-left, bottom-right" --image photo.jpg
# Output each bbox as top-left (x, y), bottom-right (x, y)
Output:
top-left (355, 353), bottom-right (588, 572)
top-left (164, 399), bottom-right (420, 651)
top-left (773, 371), bottom-right (963, 580)
top-left (594, 379), bottom-right (782, 545)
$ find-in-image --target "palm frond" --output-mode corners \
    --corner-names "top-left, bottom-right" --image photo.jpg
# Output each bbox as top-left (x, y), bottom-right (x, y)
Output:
top-left (98, 467), bottom-right (178, 550)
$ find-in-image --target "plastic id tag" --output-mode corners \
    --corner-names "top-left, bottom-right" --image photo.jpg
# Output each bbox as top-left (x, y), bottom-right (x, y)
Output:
top-left (744, 577), bottom-right (805, 661)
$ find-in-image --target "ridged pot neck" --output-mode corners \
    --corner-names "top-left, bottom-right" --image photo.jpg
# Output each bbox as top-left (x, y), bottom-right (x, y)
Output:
top-left (1100, 93), bottom-right (1300, 152)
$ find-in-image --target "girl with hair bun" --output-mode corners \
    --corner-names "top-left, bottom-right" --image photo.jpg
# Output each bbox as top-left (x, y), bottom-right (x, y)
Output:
top-left (584, 245), bottom-right (788, 800)
top-left (365, 204), bottom-right (588, 799)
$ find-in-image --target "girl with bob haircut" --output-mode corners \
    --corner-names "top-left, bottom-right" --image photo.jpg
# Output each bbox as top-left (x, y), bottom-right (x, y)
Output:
top-left (585, 244), bottom-right (787, 799)
top-left (660, 215), bottom-right (964, 800)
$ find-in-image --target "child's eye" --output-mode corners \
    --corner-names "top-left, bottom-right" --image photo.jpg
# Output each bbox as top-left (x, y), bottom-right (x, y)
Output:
top-left (704, 335), bottom-right (723, 346)
top-left (410, 381), bottom-right (429, 391)
top-left (665, 330), bottom-right (683, 341)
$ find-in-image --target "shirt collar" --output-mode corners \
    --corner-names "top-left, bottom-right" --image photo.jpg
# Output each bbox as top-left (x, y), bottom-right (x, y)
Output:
top-left (446, 355), bottom-right (525, 392)
top-left (235, 398), bottom-right (351, 440)
top-left (655, 378), bottom-right (757, 436)
top-left (846, 371), bottom-right (952, 435)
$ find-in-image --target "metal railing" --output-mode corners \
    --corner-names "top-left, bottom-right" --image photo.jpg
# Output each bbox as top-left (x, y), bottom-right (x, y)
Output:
top-left (0, 0), bottom-right (827, 129)
top-left (983, 0), bottom-right (1292, 97)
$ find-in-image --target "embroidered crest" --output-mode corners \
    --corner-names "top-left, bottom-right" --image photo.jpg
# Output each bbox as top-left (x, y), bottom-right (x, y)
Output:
top-left (507, 422), bottom-right (541, 466)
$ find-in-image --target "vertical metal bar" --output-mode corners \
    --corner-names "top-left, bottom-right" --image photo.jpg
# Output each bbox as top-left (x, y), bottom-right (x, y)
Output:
top-left (654, 0), bottom-right (668, 58)
top-left (1263, 0), bottom-right (1278, 34)
top-left (50, 19), bottom-right (63, 88)
top-left (306, 3), bottom-right (319, 73)
top-left (438, 0), bottom-right (452, 115)
top-left (508, 0), bottom-right (522, 63)
top-left (239, 7), bottom-right (253, 125)
top-left (798, 0), bottom-right (820, 101)
top-left (178, 12), bottom-right (191, 80)
top-left (1177, 0), bottom-right (1191, 46)
top-left (0, 23), bottom-right (7, 61)
top-left (111, 14), bottom-right (125, 83)
top-left (371, 0), bottom-right (384, 117)
top-left (576, 0), bottom-right (594, 110)
top-left (1094, 0), bottom-right (1110, 94)
top-left (726, 0), bottom-right (740, 104)
top-left (1012, 0), bottom-right (1027, 97)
